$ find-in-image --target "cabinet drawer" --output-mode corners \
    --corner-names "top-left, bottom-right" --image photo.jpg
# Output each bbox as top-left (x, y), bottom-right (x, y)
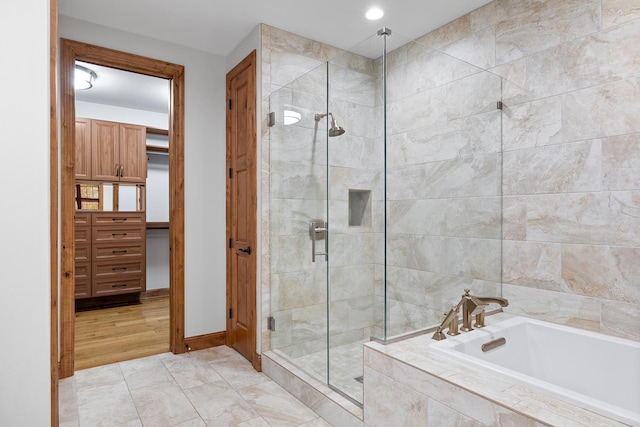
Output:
top-left (93, 227), bottom-right (144, 242)
top-left (93, 242), bottom-right (144, 260)
top-left (75, 213), bottom-right (91, 226)
top-left (93, 213), bottom-right (144, 226)
top-left (75, 261), bottom-right (91, 280)
top-left (94, 260), bottom-right (144, 277)
top-left (75, 227), bottom-right (91, 244)
top-left (93, 276), bottom-right (144, 296)
top-left (75, 277), bottom-right (91, 299)
top-left (75, 243), bottom-right (91, 262)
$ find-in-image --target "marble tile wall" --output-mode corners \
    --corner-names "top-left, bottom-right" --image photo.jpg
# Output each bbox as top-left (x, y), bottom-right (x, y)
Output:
top-left (262, 0), bottom-right (640, 368)
top-left (483, 0), bottom-right (640, 341)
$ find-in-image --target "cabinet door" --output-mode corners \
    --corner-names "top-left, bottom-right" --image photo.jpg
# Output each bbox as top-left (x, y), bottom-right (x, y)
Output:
top-left (119, 124), bottom-right (147, 182)
top-left (91, 120), bottom-right (120, 181)
top-left (75, 118), bottom-right (92, 180)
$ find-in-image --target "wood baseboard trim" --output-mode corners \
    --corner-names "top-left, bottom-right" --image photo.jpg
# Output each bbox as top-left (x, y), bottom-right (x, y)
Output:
top-left (140, 288), bottom-right (170, 300)
top-left (184, 331), bottom-right (226, 352)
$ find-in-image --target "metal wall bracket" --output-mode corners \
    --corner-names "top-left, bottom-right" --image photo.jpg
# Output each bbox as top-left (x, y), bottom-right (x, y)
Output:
top-left (267, 111), bottom-right (276, 127)
top-left (497, 101), bottom-right (504, 110)
top-left (267, 316), bottom-right (276, 331)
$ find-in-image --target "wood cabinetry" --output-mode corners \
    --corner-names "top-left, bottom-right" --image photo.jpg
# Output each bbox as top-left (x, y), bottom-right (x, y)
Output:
top-left (75, 118), bottom-right (147, 182)
top-left (75, 118), bottom-right (92, 180)
top-left (74, 212), bottom-right (146, 299)
top-left (74, 213), bottom-right (92, 298)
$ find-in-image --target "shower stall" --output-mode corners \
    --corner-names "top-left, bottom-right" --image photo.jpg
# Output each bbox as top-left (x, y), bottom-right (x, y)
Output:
top-left (268, 28), bottom-right (504, 404)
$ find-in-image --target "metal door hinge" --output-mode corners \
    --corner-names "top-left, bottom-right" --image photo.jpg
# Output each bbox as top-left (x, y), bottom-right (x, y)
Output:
top-left (497, 101), bottom-right (504, 110)
top-left (228, 168), bottom-right (233, 178)
top-left (229, 238), bottom-right (233, 249)
top-left (267, 112), bottom-right (275, 127)
top-left (267, 316), bottom-right (276, 331)
top-left (228, 99), bottom-right (232, 110)
top-left (229, 308), bottom-right (233, 319)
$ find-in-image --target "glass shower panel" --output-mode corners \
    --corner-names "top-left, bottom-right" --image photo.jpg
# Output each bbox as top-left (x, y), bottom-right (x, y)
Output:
top-left (382, 34), bottom-right (504, 339)
top-left (268, 64), bottom-right (329, 386)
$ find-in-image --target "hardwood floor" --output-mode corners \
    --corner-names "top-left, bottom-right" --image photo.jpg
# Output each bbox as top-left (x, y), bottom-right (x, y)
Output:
top-left (74, 296), bottom-right (169, 371)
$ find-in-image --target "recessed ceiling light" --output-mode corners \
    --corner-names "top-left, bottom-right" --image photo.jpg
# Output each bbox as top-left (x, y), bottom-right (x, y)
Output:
top-left (365, 7), bottom-right (384, 20)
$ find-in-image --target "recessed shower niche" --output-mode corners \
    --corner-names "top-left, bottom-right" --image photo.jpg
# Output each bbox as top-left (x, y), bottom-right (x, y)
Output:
top-left (348, 189), bottom-right (371, 227)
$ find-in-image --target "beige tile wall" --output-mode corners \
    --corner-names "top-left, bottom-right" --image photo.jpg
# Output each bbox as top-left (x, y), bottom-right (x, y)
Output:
top-left (262, 0), bottom-right (640, 358)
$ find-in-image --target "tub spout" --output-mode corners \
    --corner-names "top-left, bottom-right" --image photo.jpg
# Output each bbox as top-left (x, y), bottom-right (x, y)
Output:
top-left (473, 296), bottom-right (509, 328)
top-left (477, 296), bottom-right (509, 307)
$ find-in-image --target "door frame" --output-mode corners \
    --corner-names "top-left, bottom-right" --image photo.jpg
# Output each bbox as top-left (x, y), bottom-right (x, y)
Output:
top-left (226, 50), bottom-right (260, 371)
top-left (58, 39), bottom-right (186, 378)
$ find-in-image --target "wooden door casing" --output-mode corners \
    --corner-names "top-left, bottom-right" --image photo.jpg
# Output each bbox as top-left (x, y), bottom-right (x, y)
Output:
top-left (226, 50), bottom-right (258, 369)
top-left (59, 38), bottom-right (185, 379)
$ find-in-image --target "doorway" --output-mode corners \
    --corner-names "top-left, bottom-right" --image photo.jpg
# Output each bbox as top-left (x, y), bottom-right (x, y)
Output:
top-left (59, 39), bottom-right (186, 378)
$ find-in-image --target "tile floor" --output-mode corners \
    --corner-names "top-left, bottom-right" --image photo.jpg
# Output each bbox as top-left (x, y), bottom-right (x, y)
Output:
top-left (59, 345), bottom-right (334, 427)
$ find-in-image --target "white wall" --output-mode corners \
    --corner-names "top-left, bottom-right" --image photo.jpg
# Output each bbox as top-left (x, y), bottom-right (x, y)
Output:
top-left (0, 0), bottom-right (51, 425)
top-left (61, 16), bottom-right (228, 336)
top-left (76, 100), bottom-right (168, 129)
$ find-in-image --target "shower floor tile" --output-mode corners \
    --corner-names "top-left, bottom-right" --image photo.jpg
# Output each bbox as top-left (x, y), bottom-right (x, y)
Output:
top-left (284, 340), bottom-right (366, 403)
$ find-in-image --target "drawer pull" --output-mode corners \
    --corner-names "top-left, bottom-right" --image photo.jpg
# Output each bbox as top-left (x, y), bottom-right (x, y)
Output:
top-left (112, 283), bottom-right (128, 288)
top-left (112, 267), bottom-right (128, 271)
top-left (112, 250), bottom-right (128, 254)
top-left (112, 218), bottom-right (128, 222)
top-left (112, 233), bottom-right (128, 237)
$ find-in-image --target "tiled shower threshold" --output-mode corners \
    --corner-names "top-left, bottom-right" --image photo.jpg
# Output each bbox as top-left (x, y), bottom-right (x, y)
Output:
top-left (262, 350), bottom-right (364, 427)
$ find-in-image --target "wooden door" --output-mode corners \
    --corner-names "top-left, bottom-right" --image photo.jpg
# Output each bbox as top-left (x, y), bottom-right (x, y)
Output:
top-left (91, 119), bottom-right (120, 181)
top-left (75, 118), bottom-right (92, 180)
top-left (226, 51), bottom-right (257, 367)
top-left (119, 123), bottom-right (147, 182)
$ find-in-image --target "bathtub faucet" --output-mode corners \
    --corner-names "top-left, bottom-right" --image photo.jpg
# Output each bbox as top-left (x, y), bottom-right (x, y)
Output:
top-left (432, 289), bottom-right (509, 340)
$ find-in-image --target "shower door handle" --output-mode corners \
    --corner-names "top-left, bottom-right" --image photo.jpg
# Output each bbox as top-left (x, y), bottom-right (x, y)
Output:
top-left (309, 220), bottom-right (327, 262)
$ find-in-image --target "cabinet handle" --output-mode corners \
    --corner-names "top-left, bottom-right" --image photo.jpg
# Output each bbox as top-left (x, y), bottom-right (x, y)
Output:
top-left (112, 267), bottom-right (127, 271)
top-left (120, 165), bottom-right (124, 177)
top-left (112, 250), bottom-right (128, 254)
top-left (112, 283), bottom-right (127, 288)
top-left (112, 233), bottom-right (128, 237)
top-left (112, 218), bottom-right (127, 222)
top-left (115, 164), bottom-right (120, 176)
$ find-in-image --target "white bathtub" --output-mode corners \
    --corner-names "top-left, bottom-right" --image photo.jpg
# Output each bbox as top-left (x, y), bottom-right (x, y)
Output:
top-left (430, 315), bottom-right (640, 426)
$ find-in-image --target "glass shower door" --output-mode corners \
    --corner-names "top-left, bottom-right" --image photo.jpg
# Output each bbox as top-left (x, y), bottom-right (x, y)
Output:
top-left (268, 64), bottom-right (330, 387)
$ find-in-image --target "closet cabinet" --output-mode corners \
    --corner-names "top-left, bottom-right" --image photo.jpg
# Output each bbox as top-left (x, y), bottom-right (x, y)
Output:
top-left (75, 118), bottom-right (147, 182)
top-left (74, 212), bottom-right (146, 298)
top-left (74, 213), bottom-right (92, 298)
top-left (92, 212), bottom-right (146, 297)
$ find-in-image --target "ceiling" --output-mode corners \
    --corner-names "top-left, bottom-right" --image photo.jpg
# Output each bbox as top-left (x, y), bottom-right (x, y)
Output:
top-left (62, 0), bottom-right (492, 113)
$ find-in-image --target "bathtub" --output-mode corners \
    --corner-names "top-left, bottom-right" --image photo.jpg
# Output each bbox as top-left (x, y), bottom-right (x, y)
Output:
top-left (430, 315), bottom-right (640, 426)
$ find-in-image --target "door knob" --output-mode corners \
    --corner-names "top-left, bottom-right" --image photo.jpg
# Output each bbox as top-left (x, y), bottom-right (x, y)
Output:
top-left (238, 246), bottom-right (252, 255)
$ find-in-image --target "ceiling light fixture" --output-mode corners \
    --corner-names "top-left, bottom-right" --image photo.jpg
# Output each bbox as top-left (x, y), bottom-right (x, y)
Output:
top-left (365, 7), bottom-right (384, 20)
top-left (75, 64), bottom-right (97, 90)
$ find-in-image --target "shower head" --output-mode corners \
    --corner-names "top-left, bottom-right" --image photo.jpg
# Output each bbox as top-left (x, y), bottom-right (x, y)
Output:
top-left (314, 112), bottom-right (346, 137)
